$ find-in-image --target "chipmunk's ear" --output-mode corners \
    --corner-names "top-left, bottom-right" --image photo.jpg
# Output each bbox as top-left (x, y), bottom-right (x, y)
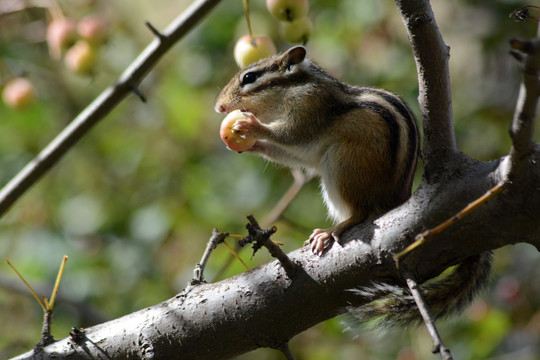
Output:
top-left (284, 46), bottom-right (306, 67)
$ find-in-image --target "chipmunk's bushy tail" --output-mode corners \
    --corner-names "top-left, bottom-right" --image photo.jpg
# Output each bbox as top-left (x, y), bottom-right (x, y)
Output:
top-left (347, 252), bottom-right (493, 331)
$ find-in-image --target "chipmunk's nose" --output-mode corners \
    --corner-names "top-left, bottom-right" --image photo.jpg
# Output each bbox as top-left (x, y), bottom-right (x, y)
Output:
top-left (215, 104), bottom-right (226, 113)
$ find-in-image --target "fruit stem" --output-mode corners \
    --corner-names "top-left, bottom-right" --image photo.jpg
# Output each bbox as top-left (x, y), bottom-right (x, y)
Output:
top-left (243, 0), bottom-right (255, 41)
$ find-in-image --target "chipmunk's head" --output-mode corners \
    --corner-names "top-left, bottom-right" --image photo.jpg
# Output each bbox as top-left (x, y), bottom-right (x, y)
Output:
top-left (215, 46), bottom-right (309, 121)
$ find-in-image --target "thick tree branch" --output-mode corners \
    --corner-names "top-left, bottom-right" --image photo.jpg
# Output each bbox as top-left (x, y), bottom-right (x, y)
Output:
top-left (0, 0), bottom-right (224, 218)
top-left (395, 0), bottom-right (457, 173)
top-left (11, 153), bottom-right (540, 359)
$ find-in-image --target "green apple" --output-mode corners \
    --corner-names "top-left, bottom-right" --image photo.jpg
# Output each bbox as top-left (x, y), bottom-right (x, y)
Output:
top-left (234, 35), bottom-right (277, 68)
top-left (266, 0), bottom-right (309, 22)
top-left (220, 110), bottom-right (256, 152)
top-left (2, 77), bottom-right (36, 110)
top-left (280, 16), bottom-right (312, 43)
top-left (65, 40), bottom-right (98, 74)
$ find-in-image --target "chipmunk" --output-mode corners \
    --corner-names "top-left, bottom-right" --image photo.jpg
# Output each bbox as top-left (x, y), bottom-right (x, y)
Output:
top-left (216, 46), bottom-right (419, 254)
top-left (215, 46), bottom-right (494, 328)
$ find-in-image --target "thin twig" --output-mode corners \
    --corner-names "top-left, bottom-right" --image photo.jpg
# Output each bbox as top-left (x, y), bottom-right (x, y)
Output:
top-left (128, 83), bottom-right (147, 103)
top-left (145, 21), bottom-right (165, 40)
top-left (404, 273), bottom-right (453, 360)
top-left (394, 181), bottom-right (507, 263)
top-left (5, 258), bottom-right (47, 311)
top-left (192, 228), bottom-right (228, 284)
top-left (48, 255), bottom-right (68, 310)
top-left (0, 0), bottom-right (224, 219)
top-left (241, 215), bottom-right (299, 277)
top-left (222, 239), bottom-right (250, 270)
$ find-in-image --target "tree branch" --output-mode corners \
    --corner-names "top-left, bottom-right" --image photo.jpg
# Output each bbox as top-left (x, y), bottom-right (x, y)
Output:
top-left (0, 0), bottom-right (224, 218)
top-left (395, 0), bottom-right (457, 173)
top-left (506, 38), bottom-right (540, 181)
top-left (403, 274), bottom-right (452, 360)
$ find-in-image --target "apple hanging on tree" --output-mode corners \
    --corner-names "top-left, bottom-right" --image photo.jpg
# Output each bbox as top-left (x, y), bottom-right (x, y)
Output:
top-left (234, 35), bottom-right (276, 68)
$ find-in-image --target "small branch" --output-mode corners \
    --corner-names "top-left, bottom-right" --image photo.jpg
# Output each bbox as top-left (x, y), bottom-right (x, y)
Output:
top-left (0, 0), bottom-right (225, 219)
top-left (507, 37), bottom-right (540, 181)
top-left (145, 21), bottom-right (165, 40)
top-left (214, 170), bottom-right (309, 281)
top-left (37, 310), bottom-right (55, 349)
top-left (240, 215), bottom-right (299, 277)
top-left (192, 228), bottom-right (227, 284)
top-left (128, 83), bottom-right (147, 103)
top-left (394, 181), bottom-right (507, 263)
top-left (404, 273), bottom-right (452, 360)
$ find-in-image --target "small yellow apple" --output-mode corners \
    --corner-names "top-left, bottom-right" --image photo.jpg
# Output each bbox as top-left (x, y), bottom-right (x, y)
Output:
top-left (65, 40), bottom-right (98, 74)
top-left (234, 35), bottom-right (276, 68)
top-left (220, 110), bottom-right (256, 152)
top-left (2, 77), bottom-right (36, 110)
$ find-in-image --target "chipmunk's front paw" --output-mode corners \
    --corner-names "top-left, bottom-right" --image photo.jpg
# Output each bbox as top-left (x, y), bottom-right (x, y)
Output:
top-left (232, 112), bottom-right (262, 137)
top-left (304, 228), bottom-right (335, 256)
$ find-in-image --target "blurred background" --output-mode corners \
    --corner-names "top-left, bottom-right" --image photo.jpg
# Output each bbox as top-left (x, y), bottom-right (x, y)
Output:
top-left (0, 0), bottom-right (539, 359)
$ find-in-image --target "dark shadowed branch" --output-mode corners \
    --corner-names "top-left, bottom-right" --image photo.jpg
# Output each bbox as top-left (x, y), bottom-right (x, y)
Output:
top-left (507, 37), bottom-right (540, 180)
top-left (394, 0), bottom-right (456, 172)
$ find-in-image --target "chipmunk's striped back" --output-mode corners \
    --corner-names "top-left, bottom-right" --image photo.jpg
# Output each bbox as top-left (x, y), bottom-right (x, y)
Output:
top-left (353, 87), bottom-right (420, 204)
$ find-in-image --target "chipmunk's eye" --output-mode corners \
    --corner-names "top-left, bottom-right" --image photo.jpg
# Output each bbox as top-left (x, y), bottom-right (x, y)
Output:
top-left (241, 72), bottom-right (258, 85)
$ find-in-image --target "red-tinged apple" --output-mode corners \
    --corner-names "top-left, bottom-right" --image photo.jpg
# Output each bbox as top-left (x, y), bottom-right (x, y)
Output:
top-left (280, 16), bottom-right (312, 43)
top-left (234, 35), bottom-right (276, 68)
top-left (78, 15), bottom-right (109, 45)
top-left (220, 110), bottom-right (257, 152)
top-left (47, 18), bottom-right (77, 59)
top-left (65, 40), bottom-right (98, 74)
top-left (2, 77), bottom-right (36, 110)
top-left (266, 0), bottom-right (309, 22)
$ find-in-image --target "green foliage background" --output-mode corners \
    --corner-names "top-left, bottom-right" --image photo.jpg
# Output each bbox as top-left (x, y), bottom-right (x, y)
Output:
top-left (1, 0), bottom-right (539, 359)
